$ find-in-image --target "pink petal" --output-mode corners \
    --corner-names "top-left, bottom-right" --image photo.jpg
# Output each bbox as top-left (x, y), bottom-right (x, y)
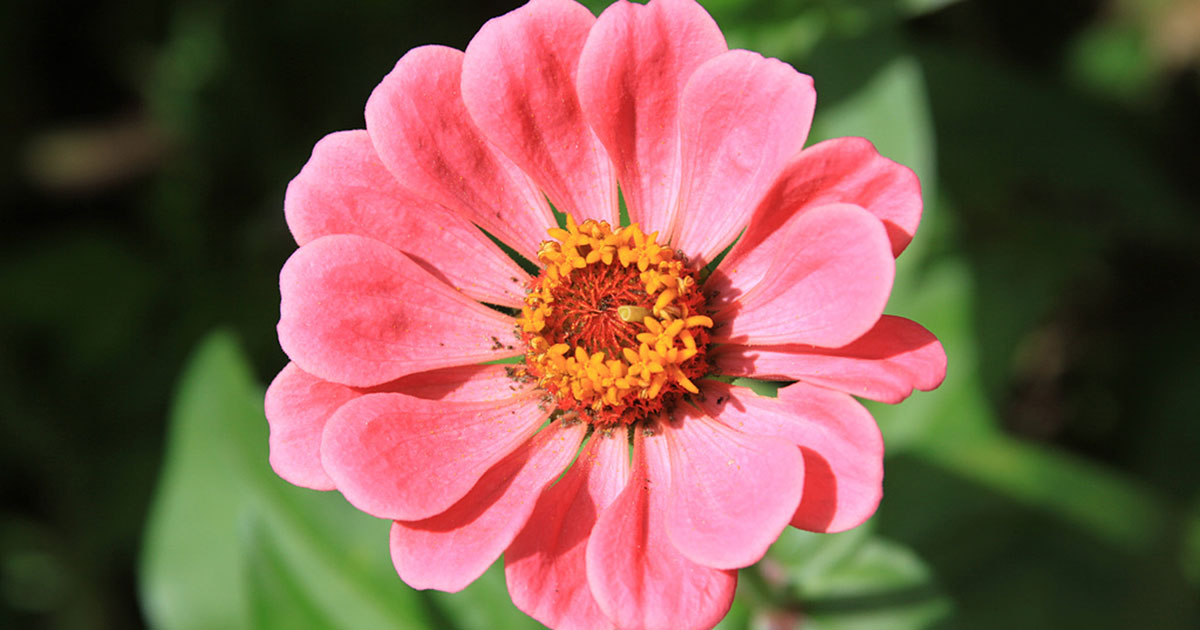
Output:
top-left (713, 316), bottom-right (947, 404)
top-left (505, 426), bottom-right (630, 630)
top-left (277, 234), bottom-right (516, 387)
top-left (461, 0), bottom-right (618, 224)
top-left (576, 0), bottom-right (726, 234)
top-left (712, 203), bottom-right (895, 348)
top-left (700, 380), bottom-right (884, 533)
top-left (390, 364), bottom-right (530, 402)
top-left (390, 420), bottom-right (586, 592)
top-left (728, 137), bottom-right (923, 266)
top-left (365, 45), bottom-right (555, 261)
top-left (586, 429), bottom-right (736, 630)
top-left (661, 410), bottom-right (803, 570)
top-left (284, 129), bottom-right (530, 307)
top-left (263, 363), bottom-right (529, 492)
top-left (263, 363), bottom-right (347, 491)
top-left (670, 49), bottom-right (816, 264)
top-left (320, 391), bottom-right (546, 521)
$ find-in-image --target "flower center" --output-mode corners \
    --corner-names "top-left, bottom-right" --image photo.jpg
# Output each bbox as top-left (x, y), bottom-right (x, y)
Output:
top-left (515, 216), bottom-right (713, 427)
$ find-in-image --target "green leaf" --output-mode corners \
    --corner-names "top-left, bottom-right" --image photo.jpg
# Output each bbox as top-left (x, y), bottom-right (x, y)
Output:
top-left (244, 518), bottom-right (334, 630)
top-left (425, 562), bottom-right (544, 630)
top-left (800, 537), bottom-right (952, 630)
top-left (809, 54), bottom-right (936, 201)
top-left (1184, 499), bottom-right (1200, 588)
top-left (748, 530), bottom-right (949, 630)
top-left (896, 0), bottom-right (962, 16)
top-left (768, 524), bottom-right (875, 588)
top-left (139, 332), bottom-right (263, 628)
top-left (139, 332), bottom-right (434, 629)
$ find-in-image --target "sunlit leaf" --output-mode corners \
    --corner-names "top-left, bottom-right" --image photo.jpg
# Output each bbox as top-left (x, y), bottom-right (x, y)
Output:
top-left (809, 54), bottom-right (935, 203)
top-left (139, 332), bottom-right (261, 628)
top-left (139, 332), bottom-right (433, 629)
top-left (768, 524), bottom-right (875, 588)
top-left (800, 537), bottom-right (951, 630)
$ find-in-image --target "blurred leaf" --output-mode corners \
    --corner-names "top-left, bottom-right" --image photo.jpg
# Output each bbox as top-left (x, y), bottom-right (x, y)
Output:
top-left (800, 537), bottom-right (951, 630)
top-left (917, 436), bottom-right (1168, 554)
top-left (752, 529), bottom-right (949, 630)
top-left (244, 519), bottom-right (333, 629)
top-left (139, 332), bottom-right (434, 629)
top-left (896, 0), bottom-right (961, 16)
top-left (809, 53), bottom-right (936, 203)
top-left (139, 331), bottom-right (262, 628)
top-left (1065, 20), bottom-right (1156, 103)
top-left (1185, 498), bottom-right (1200, 588)
top-left (768, 524), bottom-right (875, 589)
top-left (249, 490), bottom-right (434, 629)
top-left (425, 563), bottom-right (544, 630)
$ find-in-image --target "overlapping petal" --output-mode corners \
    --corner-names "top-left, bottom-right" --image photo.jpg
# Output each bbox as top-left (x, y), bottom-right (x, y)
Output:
top-left (320, 390), bottom-right (547, 522)
top-left (264, 363), bottom-right (533, 494)
top-left (264, 363), bottom-right (350, 491)
top-left (713, 315), bottom-right (948, 403)
top-left (670, 50), bottom-right (816, 264)
top-left (462, 0), bottom-right (617, 224)
top-left (284, 129), bottom-right (529, 307)
top-left (365, 46), bottom-right (554, 261)
top-left (389, 363), bottom-right (530, 402)
top-left (277, 234), bottom-right (516, 387)
top-left (390, 420), bottom-right (586, 592)
top-left (701, 380), bottom-right (884, 533)
top-left (712, 203), bottom-right (895, 348)
top-left (586, 430), bottom-right (737, 630)
top-left (660, 410), bottom-right (804, 570)
top-left (577, 0), bottom-right (726, 234)
top-left (727, 136), bottom-right (923, 267)
top-left (506, 427), bottom-right (630, 630)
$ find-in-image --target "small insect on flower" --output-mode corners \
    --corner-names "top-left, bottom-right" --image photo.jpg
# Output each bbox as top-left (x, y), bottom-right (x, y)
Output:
top-left (266, 0), bottom-right (946, 628)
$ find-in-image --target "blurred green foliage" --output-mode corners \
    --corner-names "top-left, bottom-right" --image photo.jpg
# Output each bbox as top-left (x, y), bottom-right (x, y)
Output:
top-left (2, 0), bottom-right (1199, 628)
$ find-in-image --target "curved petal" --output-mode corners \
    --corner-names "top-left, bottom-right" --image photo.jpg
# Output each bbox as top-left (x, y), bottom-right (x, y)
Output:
top-left (586, 429), bottom-right (736, 630)
top-left (321, 391), bottom-right (546, 521)
top-left (506, 426), bottom-right (630, 630)
top-left (576, 0), bottom-right (726, 234)
top-left (711, 203), bottom-right (894, 348)
top-left (263, 363), bottom-right (531, 492)
top-left (671, 49), bottom-right (816, 264)
top-left (661, 411), bottom-right (803, 569)
top-left (390, 420), bottom-right (586, 592)
top-left (700, 380), bottom-right (883, 533)
top-left (713, 316), bottom-right (947, 403)
top-left (390, 363), bottom-right (531, 402)
top-left (277, 234), bottom-right (516, 387)
top-left (284, 129), bottom-right (530, 307)
top-left (725, 137), bottom-right (923, 267)
top-left (263, 363), bottom-right (348, 491)
top-left (365, 46), bottom-right (554, 261)
top-left (461, 0), bottom-right (618, 224)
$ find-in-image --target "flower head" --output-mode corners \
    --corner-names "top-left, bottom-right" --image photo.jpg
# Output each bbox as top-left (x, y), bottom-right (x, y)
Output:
top-left (266, 0), bottom-right (947, 628)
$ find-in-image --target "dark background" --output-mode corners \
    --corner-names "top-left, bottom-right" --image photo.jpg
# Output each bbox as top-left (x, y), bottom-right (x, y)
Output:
top-left (2, 0), bottom-right (1198, 627)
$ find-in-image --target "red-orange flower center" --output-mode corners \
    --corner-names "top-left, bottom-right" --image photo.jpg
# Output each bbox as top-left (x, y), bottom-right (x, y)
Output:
top-left (515, 216), bottom-right (712, 427)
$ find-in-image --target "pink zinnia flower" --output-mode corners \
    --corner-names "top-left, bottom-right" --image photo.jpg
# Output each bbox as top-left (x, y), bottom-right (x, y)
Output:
top-left (266, 0), bottom-right (947, 627)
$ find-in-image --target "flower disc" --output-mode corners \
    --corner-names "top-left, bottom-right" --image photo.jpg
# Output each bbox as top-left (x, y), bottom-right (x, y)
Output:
top-left (516, 216), bottom-right (713, 426)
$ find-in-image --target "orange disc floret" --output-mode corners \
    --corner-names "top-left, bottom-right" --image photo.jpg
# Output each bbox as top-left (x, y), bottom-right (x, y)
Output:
top-left (516, 216), bottom-right (712, 426)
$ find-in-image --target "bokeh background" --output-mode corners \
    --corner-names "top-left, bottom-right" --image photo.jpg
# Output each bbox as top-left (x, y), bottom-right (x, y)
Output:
top-left (3, 0), bottom-right (1199, 628)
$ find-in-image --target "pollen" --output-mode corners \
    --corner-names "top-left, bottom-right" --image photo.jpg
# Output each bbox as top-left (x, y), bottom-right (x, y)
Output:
top-left (515, 215), bottom-right (712, 426)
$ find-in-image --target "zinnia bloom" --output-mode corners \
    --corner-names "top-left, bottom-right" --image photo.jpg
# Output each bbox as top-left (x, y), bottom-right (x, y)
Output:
top-left (266, 0), bottom-right (947, 627)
